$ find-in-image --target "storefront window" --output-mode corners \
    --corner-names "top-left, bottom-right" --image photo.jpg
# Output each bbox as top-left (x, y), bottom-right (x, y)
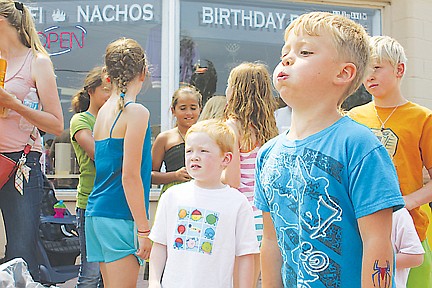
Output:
top-left (179, 0), bottom-right (381, 106)
top-left (23, 0), bottom-right (381, 189)
top-left (27, 0), bottom-right (161, 180)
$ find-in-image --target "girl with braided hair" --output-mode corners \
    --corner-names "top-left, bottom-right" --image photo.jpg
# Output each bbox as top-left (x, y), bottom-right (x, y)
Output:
top-left (70, 66), bottom-right (110, 287)
top-left (223, 62), bottom-right (279, 287)
top-left (85, 38), bottom-right (152, 287)
top-left (0, 0), bottom-right (63, 281)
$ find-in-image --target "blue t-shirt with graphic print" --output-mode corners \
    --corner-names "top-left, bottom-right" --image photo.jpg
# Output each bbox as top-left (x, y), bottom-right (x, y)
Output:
top-left (254, 116), bottom-right (404, 288)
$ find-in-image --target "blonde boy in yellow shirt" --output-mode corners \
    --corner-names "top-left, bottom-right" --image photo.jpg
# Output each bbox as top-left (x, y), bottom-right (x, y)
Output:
top-left (349, 35), bottom-right (432, 288)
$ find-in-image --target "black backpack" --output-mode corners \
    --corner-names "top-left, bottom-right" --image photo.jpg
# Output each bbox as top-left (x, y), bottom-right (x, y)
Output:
top-left (39, 175), bottom-right (80, 266)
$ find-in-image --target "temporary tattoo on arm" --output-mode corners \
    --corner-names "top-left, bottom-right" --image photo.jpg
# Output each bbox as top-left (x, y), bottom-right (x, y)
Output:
top-left (371, 260), bottom-right (391, 288)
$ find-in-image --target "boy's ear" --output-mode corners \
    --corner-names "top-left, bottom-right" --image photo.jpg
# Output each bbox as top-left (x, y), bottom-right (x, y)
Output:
top-left (335, 63), bottom-right (357, 85)
top-left (396, 62), bottom-right (405, 78)
top-left (222, 152), bottom-right (233, 167)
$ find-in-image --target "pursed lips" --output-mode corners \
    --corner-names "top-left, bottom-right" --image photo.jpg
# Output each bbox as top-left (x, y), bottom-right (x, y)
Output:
top-left (277, 71), bottom-right (289, 80)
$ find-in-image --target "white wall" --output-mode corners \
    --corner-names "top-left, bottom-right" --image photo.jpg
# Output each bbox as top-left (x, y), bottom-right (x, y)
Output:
top-left (382, 0), bottom-right (432, 108)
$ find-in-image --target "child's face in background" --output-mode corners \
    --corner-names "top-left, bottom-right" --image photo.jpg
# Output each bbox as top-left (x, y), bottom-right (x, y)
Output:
top-left (172, 92), bottom-right (201, 128)
top-left (273, 29), bottom-right (341, 108)
top-left (185, 132), bottom-right (227, 188)
top-left (90, 84), bottom-right (111, 110)
top-left (363, 59), bottom-right (402, 100)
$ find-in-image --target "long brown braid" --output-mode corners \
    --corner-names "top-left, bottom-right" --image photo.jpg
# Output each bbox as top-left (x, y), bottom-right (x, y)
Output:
top-left (104, 38), bottom-right (147, 111)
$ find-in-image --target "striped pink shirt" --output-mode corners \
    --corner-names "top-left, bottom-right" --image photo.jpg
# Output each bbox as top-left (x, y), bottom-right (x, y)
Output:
top-left (238, 146), bottom-right (260, 210)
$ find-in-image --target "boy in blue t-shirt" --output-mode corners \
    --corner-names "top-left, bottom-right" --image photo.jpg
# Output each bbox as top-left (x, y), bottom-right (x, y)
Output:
top-left (254, 12), bottom-right (405, 288)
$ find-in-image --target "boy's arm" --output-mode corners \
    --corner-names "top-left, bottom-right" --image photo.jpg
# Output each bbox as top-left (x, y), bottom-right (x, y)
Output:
top-left (396, 253), bottom-right (424, 269)
top-left (149, 242), bottom-right (167, 288)
top-left (403, 167), bottom-right (432, 210)
top-left (260, 212), bottom-right (283, 287)
top-left (394, 208), bottom-right (425, 269)
top-left (235, 254), bottom-right (254, 288)
top-left (358, 208), bottom-right (394, 288)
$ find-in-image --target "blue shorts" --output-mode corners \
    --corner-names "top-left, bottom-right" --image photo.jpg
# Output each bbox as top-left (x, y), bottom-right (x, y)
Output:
top-left (85, 216), bottom-right (143, 265)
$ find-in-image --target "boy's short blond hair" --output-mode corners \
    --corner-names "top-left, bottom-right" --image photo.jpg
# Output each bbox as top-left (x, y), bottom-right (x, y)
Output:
top-left (369, 35), bottom-right (407, 69)
top-left (285, 12), bottom-right (370, 101)
top-left (185, 119), bottom-right (235, 154)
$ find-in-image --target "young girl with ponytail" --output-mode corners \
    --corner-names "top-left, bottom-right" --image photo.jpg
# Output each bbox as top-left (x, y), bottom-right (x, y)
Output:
top-left (70, 66), bottom-right (110, 287)
top-left (0, 0), bottom-right (63, 281)
top-left (84, 38), bottom-right (152, 287)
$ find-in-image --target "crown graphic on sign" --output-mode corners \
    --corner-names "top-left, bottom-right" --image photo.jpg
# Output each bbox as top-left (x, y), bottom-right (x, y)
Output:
top-left (52, 9), bottom-right (66, 22)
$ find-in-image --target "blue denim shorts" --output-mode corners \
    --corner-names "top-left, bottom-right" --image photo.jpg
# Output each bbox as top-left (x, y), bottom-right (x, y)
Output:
top-left (85, 216), bottom-right (143, 265)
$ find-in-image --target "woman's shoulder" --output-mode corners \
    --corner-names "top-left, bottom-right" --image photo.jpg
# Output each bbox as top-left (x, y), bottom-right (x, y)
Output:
top-left (31, 52), bottom-right (54, 80)
top-left (32, 52), bottom-right (53, 68)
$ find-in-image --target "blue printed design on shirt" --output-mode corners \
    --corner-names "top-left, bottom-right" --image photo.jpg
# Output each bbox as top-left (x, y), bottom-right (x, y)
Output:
top-left (261, 151), bottom-right (343, 287)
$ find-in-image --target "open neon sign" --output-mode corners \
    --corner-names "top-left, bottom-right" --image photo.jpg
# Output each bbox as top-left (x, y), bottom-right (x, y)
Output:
top-left (38, 25), bottom-right (87, 56)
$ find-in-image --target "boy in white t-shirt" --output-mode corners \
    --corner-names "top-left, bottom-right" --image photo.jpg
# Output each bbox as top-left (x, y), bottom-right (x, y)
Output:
top-left (149, 120), bottom-right (259, 288)
top-left (392, 208), bottom-right (424, 288)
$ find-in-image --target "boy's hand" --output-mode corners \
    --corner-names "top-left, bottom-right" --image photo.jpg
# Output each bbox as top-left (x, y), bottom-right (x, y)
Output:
top-left (403, 195), bottom-right (417, 211)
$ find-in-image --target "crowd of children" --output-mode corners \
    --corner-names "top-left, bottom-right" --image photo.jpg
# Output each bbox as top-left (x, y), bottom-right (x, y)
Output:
top-left (1, 1), bottom-right (431, 287)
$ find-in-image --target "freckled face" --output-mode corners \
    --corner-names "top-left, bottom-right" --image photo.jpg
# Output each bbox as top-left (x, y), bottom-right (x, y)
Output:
top-left (185, 132), bottom-right (225, 186)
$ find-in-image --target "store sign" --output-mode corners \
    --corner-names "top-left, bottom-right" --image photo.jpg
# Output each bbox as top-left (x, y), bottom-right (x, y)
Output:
top-left (28, 2), bottom-right (157, 24)
top-left (181, 1), bottom-right (380, 44)
top-left (38, 25), bottom-right (86, 56)
top-left (201, 6), bottom-right (370, 29)
top-left (27, 0), bottom-right (161, 56)
top-left (201, 7), bottom-right (295, 30)
top-left (77, 4), bottom-right (154, 23)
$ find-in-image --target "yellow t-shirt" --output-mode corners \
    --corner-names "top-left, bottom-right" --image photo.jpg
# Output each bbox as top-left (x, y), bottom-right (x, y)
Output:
top-left (349, 101), bottom-right (432, 241)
